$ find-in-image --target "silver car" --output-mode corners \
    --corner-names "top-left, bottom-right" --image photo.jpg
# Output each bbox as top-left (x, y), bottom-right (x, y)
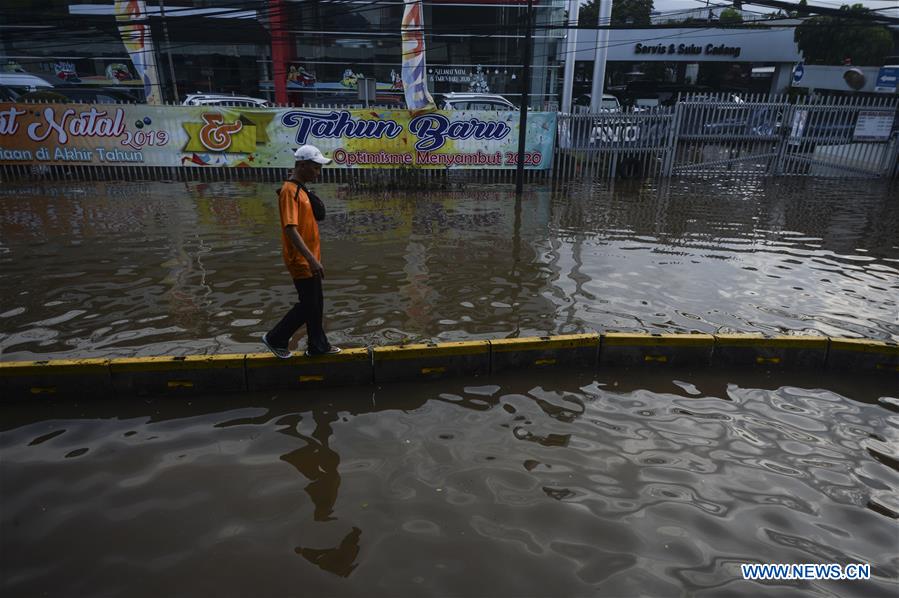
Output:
top-left (182, 93), bottom-right (270, 108)
top-left (436, 92), bottom-right (518, 111)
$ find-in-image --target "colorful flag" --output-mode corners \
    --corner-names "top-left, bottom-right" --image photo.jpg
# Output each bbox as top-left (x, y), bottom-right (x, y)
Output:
top-left (115, 1), bottom-right (162, 104)
top-left (401, 0), bottom-right (435, 112)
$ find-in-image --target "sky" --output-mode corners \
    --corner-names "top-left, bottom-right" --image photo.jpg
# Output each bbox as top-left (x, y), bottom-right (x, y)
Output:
top-left (619, 0), bottom-right (899, 19)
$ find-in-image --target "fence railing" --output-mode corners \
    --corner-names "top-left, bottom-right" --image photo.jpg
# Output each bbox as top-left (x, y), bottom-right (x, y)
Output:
top-left (555, 93), bottom-right (899, 180)
top-left (3, 94), bottom-right (898, 183)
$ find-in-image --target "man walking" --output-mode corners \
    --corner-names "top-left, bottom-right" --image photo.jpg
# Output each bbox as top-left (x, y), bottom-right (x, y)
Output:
top-left (262, 144), bottom-right (340, 358)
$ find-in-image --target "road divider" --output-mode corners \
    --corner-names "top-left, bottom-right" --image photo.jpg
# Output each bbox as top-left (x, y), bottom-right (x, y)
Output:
top-left (600, 333), bottom-right (715, 367)
top-left (373, 341), bottom-right (490, 383)
top-left (1, 333), bottom-right (896, 399)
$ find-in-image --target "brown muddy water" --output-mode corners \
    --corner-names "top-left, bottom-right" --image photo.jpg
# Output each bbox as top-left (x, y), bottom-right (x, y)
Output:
top-left (0, 178), bottom-right (897, 360)
top-left (2, 368), bottom-right (898, 596)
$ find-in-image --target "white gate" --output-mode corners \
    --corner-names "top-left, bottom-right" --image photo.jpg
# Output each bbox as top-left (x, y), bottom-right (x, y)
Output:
top-left (555, 94), bottom-right (899, 180)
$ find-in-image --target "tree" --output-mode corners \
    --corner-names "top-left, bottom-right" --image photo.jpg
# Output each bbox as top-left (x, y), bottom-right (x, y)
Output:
top-left (795, 4), bottom-right (892, 66)
top-left (719, 8), bottom-right (743, 24)
top-left (578, 0), bottom-right (599, 28)
top-left (579, 0), bottom-right (654, 28)
top-left (766, 0), bottom-right (808, 19)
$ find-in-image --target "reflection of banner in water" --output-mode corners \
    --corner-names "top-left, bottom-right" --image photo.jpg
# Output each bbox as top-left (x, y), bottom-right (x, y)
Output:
top-left (401, 0), bottom-right (435, 112)
top-left (115, 1), bottom-right (161, 104)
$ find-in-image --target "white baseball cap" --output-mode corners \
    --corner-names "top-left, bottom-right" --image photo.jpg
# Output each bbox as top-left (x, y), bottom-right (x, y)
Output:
top-left (293, 144), bottom-right (332, 165)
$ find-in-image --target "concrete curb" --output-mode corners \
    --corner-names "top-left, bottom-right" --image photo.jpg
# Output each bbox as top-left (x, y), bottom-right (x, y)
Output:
top-left (1, 333), bottom-right (896, 399)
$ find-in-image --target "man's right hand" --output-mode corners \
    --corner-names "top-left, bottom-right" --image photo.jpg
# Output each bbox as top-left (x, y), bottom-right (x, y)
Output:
top-left (309, 257), bottom-right (324, 279)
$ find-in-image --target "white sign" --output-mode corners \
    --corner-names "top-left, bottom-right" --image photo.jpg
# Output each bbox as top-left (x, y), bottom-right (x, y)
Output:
top-left (573, 28), bottom-right (801, 63)
top-left (874, 66), bottom-right (898, 93)
top-left (429, 68), bottom-right (472, 84)
top-left (853, 110), bottom-right (895, 141)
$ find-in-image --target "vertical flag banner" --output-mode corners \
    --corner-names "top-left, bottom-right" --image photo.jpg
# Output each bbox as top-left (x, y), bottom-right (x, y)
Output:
top-left (115, 1), bottom-right (162, 104)
top-left (401, 0), bottom-right (435, 112)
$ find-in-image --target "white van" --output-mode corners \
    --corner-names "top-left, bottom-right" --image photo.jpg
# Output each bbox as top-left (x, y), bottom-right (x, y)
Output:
top-left (182, 93), bottom-right (270, 108)
top-left (436, 92), bottom-right (519, 111)
top-left (573, 93), bottom-right (622, 113)
top-left (0, 72), bottom-right (54, 100)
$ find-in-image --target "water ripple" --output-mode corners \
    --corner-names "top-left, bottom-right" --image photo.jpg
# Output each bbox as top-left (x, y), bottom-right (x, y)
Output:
top-left (1, 179), bottom-right (897, 359)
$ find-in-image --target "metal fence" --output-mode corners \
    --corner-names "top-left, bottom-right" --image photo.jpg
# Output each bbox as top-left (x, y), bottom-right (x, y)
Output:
top-left (0, 99), bottom-right (550, 186)
top-left (555, 93), bottom-right (899, 180)
top-left (2, 95), bottom-right (898, 184)
top-left (0, 162), bottom-right (549, 187)
top-left (555, 108), bottom-right (675, 180)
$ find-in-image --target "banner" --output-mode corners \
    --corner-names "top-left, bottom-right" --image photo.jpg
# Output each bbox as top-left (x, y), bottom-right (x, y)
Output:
top-left (0, 104), bottom-right (556, 170)
top-left (115, 1), bottom-right (162, 104)
top-left (401, 0), bottom-right (435, 112)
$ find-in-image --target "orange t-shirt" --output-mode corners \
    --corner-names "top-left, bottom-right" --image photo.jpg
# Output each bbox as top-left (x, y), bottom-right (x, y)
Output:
top-left (278, 181), bottom-right (321, 279)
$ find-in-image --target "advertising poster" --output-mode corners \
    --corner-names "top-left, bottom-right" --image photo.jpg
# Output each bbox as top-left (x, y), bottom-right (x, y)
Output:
top-left (0, 104), bottom-right (556, 170)
top-left (114, 0), bottom-right (162, 104)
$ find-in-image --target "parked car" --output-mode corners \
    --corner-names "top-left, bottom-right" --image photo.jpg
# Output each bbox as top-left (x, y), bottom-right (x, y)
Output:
top-left (435, 92), bottom-right (518, 111)
top-left (573, 93), bottom-right (622, 113)
top-left (632, 98), bottom-right (661, 112)
top-left (681, 93), bottom-right (744, 104)
top-left (182, 93), bottom-right (270, 108)
top-left (697, 107), bottom-right (783, 137)
top-left (677, 94), bottom-right (784, 138)
top-left (0, 72), bottom-right (54, 101)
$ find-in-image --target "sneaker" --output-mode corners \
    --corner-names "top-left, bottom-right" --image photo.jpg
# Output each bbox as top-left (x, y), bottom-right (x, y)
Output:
top-left (262, 332), bottom-right (292, 359)
top-left (304, 346), bottom-right (342, 357)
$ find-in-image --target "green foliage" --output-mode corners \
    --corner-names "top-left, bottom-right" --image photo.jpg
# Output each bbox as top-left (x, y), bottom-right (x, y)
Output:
top-left (795, 4), bottom-right (893, 66)
top-left (579, 0), bottom-right (654, 27)
top-left (578, 0), bottom-right (599, 27)
top-left (767, 0), bottom-right (808, 19)
top-left (719, 8), bottom-right (743, 24)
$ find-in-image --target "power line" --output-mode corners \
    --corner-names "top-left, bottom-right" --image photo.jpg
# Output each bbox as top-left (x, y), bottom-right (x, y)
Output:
top-left (3, 0), bottom-right (895, 95)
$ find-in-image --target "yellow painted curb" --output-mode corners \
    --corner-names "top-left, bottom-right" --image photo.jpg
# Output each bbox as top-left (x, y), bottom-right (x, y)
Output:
top-left (829, 339), bottom-right (899, 355)
top-left (372, 340), bottom-right (490, 360)
top-left (245, 348), bottom-right (370, 368)
top-left (2, 333), bottom-right (896, 400)
top-left (490, 333), bottom-right (599, 352)
top-left (714, 334), bottom-right (829, 349)
top-left (372, 340), bottom-right (490, 382)
top-left (602, 333), bottom-right (715, 347)
top-left (245, 348), bottom-right (372, 390)
top-left (109, 354), bottom-right (246, 372)
top-left (0, 358), bottom-right (110, 376)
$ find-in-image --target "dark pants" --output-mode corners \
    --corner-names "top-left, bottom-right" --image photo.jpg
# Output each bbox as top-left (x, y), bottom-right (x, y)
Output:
top-left (267, 276), bottom-right (331, 354)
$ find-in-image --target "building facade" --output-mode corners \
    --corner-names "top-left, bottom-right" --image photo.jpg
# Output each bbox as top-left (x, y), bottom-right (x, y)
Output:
top-left (567, 26), bottom-right (803, 102)
top-left (1, 1), bottom-right (566, 107)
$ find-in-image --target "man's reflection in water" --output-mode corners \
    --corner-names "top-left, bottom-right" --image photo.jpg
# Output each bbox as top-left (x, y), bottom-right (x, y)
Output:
top-left (273, 394), bottom-right (426, 577)
top-left (280, 406), bottom-right (362, 577)
top-left (280, 407), bottom-right (341, 522)
top-left (295, 527), bottom-right (362, 578)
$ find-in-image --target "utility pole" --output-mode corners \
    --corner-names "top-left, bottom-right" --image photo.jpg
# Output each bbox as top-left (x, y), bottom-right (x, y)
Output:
top-left (561, 0), bottom-right (579, 114)
top-left (515, 0), bottom-right (534, 196)
top-left (270, 0), bottom-right (290, 105)
top-left (590, 0), bottom-right (613, 112)
top-left (158, 0), bottom-right (179, 102)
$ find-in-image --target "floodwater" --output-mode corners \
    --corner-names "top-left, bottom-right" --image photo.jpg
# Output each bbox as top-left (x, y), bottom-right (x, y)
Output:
top-left (2, 369), bottom-right (898, 596)
top-left (2, 179), bottom-right (898, 595)
top-left (0, 177), bottom-right (897, 360)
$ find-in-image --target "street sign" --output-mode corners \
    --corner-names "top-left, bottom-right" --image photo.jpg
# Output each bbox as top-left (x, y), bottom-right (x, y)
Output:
top-left (874, 66), bottom-right (898, 94)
